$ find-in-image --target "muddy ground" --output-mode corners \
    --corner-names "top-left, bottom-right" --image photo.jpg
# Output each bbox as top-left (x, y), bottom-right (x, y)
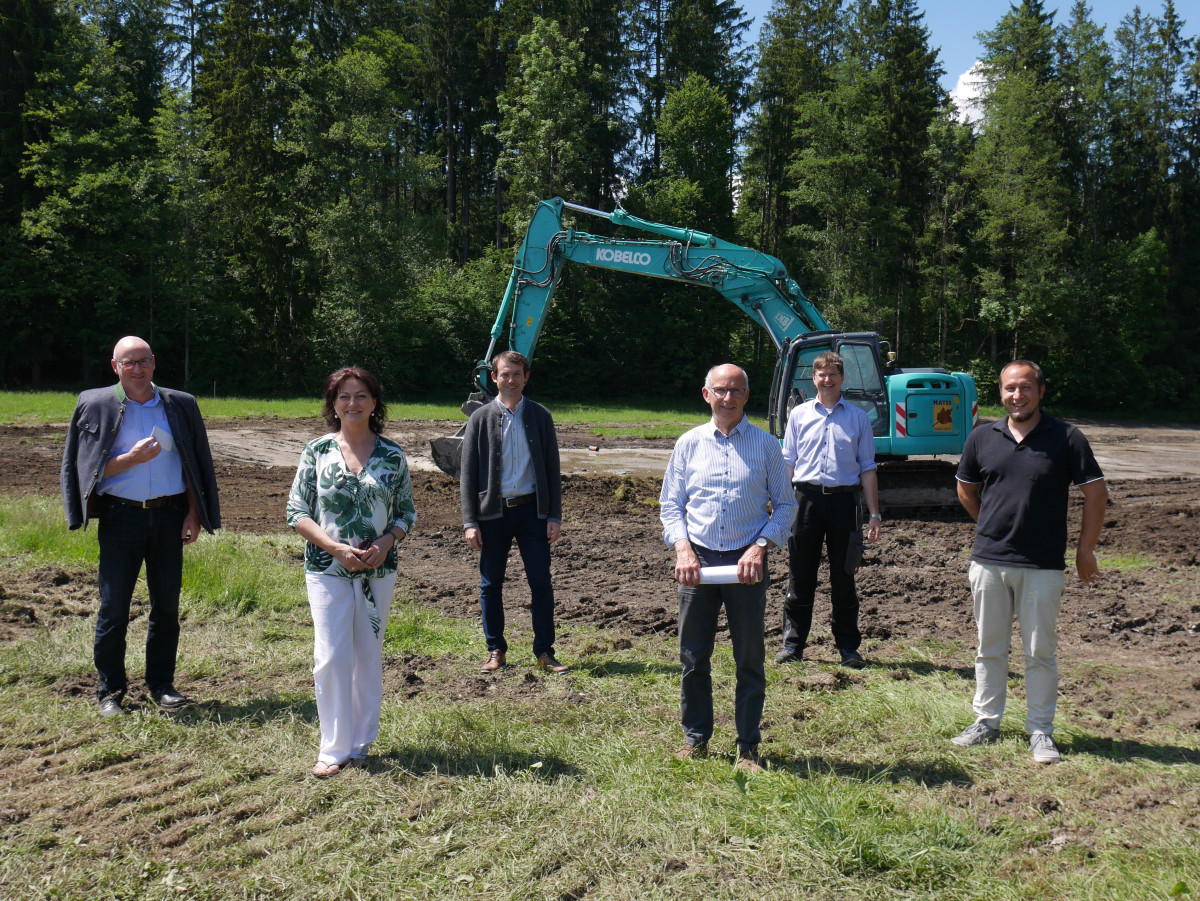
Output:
top-left (2, 418), bottom-right (1198, 741)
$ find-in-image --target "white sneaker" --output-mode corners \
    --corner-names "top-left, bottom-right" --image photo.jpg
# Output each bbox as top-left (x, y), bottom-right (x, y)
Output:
top-left (1030, 733), bottom-right (1061, 764)
top-left (951, 721), bottom-right (1000, 747)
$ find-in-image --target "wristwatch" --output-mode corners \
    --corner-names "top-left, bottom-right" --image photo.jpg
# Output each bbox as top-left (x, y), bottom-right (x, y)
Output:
top-left (755, 537), bottom-right (769, 549)
top-left (869, 514), bottom-right (882, 521)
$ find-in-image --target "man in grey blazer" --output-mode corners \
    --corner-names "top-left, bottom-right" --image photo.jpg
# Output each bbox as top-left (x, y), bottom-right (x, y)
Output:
top-left (61, 336), bottom-right (220, 716)
top-left (460, 351), bottom-right (566, 673)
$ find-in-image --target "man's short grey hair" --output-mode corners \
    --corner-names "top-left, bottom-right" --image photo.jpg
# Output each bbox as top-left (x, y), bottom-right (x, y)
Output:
top-left (704, 364), bottom-right (749, 394)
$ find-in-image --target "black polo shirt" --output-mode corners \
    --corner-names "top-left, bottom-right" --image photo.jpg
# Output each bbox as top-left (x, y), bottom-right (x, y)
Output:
top-left (956, 414), bottom-right (1104, 570)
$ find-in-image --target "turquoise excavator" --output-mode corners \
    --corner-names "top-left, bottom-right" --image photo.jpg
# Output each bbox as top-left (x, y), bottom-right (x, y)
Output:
top-left (430, 197), bottom-right (978, 508)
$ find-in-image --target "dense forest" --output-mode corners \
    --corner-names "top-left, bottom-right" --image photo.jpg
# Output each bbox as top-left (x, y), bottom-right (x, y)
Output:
top-left (1, 0), bottom-right (1198, 410)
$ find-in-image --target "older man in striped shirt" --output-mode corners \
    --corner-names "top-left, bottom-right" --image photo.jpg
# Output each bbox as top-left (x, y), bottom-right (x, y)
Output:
top-left (660, 363), bottom-right (797, 771)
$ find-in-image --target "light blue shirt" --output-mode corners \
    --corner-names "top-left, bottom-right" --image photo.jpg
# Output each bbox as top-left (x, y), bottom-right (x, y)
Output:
top-left (498, 397), bottom-right (536, 498)
top-left (783, 395), bottom-right (877, 487)
top-left (660, 416), bottom-right (797, 552)
top-left (99, 388), bottom-right (187, 501)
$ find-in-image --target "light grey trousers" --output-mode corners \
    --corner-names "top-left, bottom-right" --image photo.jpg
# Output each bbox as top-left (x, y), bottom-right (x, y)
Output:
top-left (968, 561), bottom-right (1065, 736)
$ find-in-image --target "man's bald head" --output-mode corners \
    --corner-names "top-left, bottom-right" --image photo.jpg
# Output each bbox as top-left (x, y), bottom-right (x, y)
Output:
top-left (111, 336), bottom-right (156, 402)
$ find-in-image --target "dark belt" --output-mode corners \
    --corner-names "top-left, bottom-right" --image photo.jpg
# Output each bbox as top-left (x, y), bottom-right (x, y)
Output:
top-left (502, 493), bottom-right (536, 508)
top-left (102, 492), bottom-right (186, 510)
top-left (794, 481), bottom-right (859, 495)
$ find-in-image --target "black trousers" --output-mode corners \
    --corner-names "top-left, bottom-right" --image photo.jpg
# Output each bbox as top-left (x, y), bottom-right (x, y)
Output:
top-left (781, 485), bottom-right (862, 653)
top-left (94, 497), bottom-right (187, 698)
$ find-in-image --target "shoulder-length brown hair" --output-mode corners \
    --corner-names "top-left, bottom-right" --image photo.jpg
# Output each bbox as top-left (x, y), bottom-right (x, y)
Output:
top-left (321, 367), bottom-right (387, 435)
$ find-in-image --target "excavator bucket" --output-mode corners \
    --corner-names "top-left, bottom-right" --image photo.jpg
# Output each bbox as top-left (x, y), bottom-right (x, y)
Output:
top-left (429, 428), bottom-right (466, 476)
top-left (429, 392), bottom-right (491, 477)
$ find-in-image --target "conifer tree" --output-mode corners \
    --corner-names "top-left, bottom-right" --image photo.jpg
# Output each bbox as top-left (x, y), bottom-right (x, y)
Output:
top-left (738, 0), bottom-right (843, 260)
top-left (968, 0), bottom-right (1070, 363)
top-left (18, 4), bottom-right (165, 383)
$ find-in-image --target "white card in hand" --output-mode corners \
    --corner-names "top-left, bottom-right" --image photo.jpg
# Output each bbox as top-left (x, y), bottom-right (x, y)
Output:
top-left (151, 425), bottom-right (175, 453)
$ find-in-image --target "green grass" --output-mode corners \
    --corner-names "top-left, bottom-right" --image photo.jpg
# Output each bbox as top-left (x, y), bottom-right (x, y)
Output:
top-left (1, 499), bottom-right (1197, 899)
top-left (0, 390), bottom-right (719, 429)
top-left (0, 495), bottom-right (99, 565)
top-left (0, 390), bottom-right (472, 424)
top-left (8, 391), bottom-right (1193, 429)
top-left (1095, 549), bottom-right (1155, 571)
top-left (184, 533), bottom-right (309, 615)
top-left (0, 391), bottom-right (82, 423)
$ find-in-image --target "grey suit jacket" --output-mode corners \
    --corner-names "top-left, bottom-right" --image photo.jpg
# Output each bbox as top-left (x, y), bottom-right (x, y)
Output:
top-left (61, 383), bottom-right (221, 532)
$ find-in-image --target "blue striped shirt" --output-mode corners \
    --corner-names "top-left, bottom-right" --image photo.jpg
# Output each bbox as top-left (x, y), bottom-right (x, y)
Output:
top-left (100, 388), bottom-right (186, 502)
top-left (660, 416), bottom-right (797, 552)
top-left (783, 396), bottom-right (877, 486)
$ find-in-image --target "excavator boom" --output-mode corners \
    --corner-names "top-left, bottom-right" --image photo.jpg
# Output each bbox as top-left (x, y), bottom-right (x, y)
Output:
top-left (470, 198), bottom-right (829, 392)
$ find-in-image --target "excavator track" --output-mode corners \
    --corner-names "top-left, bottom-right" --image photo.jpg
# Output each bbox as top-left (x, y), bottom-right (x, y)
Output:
top-left (876, 459), bottom-right (962, 513)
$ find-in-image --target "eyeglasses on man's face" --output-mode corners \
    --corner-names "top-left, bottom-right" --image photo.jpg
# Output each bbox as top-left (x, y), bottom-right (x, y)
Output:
top-left (708, 387), bottom-right (746, 399)
top-left (114, 357), bottom-right (153, 370)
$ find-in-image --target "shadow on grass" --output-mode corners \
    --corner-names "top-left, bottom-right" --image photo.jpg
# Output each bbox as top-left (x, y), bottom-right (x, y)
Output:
top-left (368, 747), bottom-right (584, 780)
top-left (1066, 732), bottom-right (1200, 765)
top-left (759, 753), bottom-right (975, 788)
top-left (148, 695), bottom-right (319, 726)
top-left (574, 659), bottom-right (679, 678)
top-left (872, 660), bottom-right (977, 680)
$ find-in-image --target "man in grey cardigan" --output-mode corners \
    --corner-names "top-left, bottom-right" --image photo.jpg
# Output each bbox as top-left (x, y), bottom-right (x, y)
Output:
top-left (460, 351), bottom-right (567, 673)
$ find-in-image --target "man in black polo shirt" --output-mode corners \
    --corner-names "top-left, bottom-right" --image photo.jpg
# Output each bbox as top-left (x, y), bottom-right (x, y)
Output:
top-left (953, 360), bottom-right (1107, 763)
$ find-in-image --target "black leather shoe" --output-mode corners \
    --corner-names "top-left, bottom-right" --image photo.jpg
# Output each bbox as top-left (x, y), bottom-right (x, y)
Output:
top-left (98, 693), bottom-right (123, 718)
top-left (775, 646), bottom-right (803, 665)
top-left (839, 649), bottom-right (867, 669)
top-left (149, 686), bottom-right (193, 710)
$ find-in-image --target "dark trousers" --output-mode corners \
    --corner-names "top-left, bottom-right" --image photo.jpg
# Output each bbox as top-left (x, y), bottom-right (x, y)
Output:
top-left (478, 502), bottom-right (555, 657)
top-left (94, 499), bottom-right (186, 698)
top-left (678, 545), bottom-right (767, 751)
top-left (782, 486), bottom-right (862, 653)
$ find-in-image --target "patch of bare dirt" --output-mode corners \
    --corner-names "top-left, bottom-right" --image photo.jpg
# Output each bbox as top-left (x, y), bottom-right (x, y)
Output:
top-left (0, 566), bottom-right (95, 640)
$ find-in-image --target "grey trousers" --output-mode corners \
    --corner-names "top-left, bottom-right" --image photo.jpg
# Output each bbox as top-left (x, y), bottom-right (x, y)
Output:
top-left (969, 561), bottom-right (1064, 735)
top-left (678, 544), bottom-right (767, 751)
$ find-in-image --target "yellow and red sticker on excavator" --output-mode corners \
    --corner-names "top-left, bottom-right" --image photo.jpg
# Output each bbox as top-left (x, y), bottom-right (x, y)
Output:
top-left (933, 401), bottom-right (954, 431)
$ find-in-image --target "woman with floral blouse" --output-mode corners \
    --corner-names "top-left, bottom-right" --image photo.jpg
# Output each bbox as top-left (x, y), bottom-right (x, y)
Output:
top-left (286, 367), bottom-right (417, 778)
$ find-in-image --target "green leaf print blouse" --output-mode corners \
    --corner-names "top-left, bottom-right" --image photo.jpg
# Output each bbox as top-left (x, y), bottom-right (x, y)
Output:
top-left (286, 434), bottom-right (417, 578)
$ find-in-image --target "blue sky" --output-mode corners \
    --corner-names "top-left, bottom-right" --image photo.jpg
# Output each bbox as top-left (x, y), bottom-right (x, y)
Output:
top-left (736, 0), bottom-right (1176, 92)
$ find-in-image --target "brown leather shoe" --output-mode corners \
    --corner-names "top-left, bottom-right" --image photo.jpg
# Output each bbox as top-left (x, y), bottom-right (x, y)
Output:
top-left (480, 650), bottom-right (506, 673)
top-left (537, 652), bottom-right (569, 674)
top-left (735, 747), bottom-right (764, 773)
top-left (673, 742), bottom-right (708, 761)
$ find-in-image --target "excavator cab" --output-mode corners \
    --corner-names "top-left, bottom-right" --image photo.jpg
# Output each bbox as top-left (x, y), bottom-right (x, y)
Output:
top-left (768, 330), bottom-right (977, 508)
top-left (769, 332), bottom-right (889, 441)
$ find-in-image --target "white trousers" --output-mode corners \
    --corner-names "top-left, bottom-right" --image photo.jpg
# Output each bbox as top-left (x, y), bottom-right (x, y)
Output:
top-left (306, 571), bottom-right (396, 765)
top-left (969, 561), bottom-right (1064, 736)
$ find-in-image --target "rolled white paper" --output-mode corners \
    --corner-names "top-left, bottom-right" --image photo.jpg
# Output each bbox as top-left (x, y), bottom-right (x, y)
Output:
top-left (699, 565), bottom-right (741, 584)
